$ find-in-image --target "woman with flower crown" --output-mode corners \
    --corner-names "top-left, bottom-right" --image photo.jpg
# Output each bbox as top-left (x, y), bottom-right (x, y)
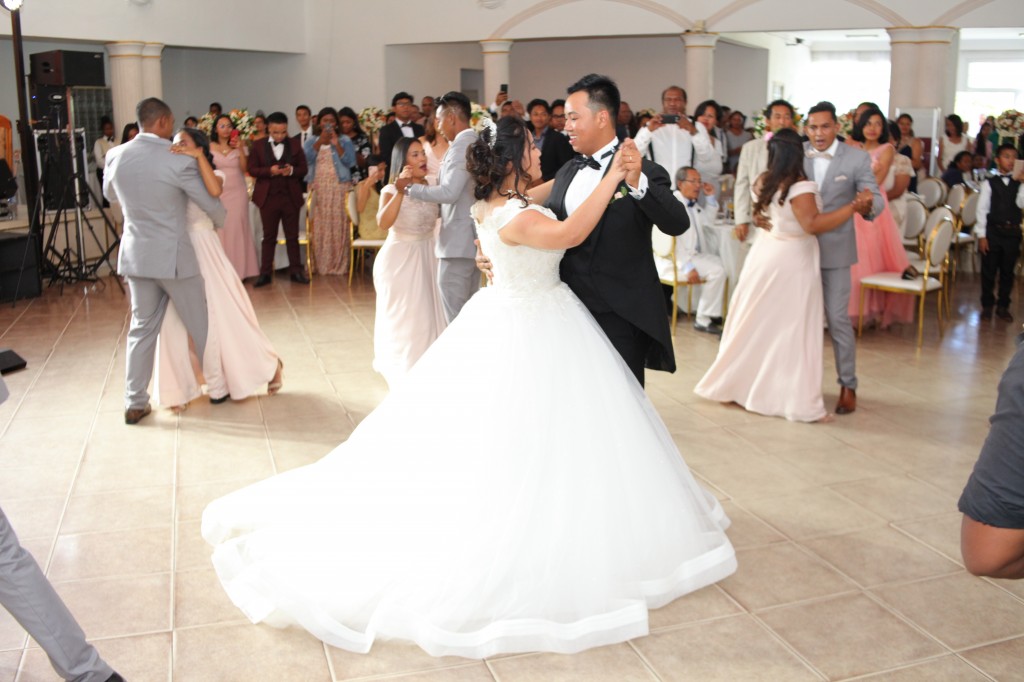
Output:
top-left (201, 115), bottom-right (736, 659)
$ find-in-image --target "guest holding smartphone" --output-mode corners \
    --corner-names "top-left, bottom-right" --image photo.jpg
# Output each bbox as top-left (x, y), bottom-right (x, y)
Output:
top-left (211, 114), bottom-right (259, 280)
top-left (305, 107), bottom-right (357, 275)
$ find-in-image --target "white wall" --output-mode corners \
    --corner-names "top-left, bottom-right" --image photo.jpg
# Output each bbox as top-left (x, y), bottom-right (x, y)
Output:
top-left (713, 41), bottom-right (768, 120)
top-left (384, 43), bottom-right (483, 108)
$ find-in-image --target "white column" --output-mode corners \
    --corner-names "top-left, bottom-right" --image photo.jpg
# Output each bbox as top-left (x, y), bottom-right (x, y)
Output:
top-left (681, 32), bottom-right (718, 107)
top-left (141, 43), bottom-right (164, 99)
top-left (105, 42), bottom-right (144, 132)
top-left (480, 40), bottom-right (513, 109)
top-left (886, 27), bottom-right (958, 116)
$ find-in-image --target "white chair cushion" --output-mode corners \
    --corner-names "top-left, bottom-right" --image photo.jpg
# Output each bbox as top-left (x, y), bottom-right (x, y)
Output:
top-left (353, 239), bottom-right (385, 248)
top-left (860, 272), bottom-right (943, 292)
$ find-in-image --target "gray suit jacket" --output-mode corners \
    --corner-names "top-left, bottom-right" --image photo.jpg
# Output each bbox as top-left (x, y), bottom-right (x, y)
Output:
top-left (104, 133), bottom-right (226, 279)
top-left (408, 128), bottom-right (478, 259)
top-left (803, 141), bottom-right (883, 270)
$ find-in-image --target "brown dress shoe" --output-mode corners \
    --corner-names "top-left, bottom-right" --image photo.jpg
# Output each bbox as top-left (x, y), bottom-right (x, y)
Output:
top-left (124, 404), bottom-right (152, 425)
top-left (835, 387), bottom-right (856, 415)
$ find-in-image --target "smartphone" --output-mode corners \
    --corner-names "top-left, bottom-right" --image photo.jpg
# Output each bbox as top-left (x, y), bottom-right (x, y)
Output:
top-left (229, 129), bottom-right (240, 142)
top-left (661, 114), bottom-right (680, 125)
top-left (1015, 159), bottom-right (1024, 177)
top-left (500, 83), bottom-right (508, 95)
top-left (323, 123), bottom-right (334, 133)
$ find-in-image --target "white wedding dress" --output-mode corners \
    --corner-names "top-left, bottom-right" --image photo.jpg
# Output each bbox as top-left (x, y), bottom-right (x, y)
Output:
top-left (202, 199), bottom-right (736, 659)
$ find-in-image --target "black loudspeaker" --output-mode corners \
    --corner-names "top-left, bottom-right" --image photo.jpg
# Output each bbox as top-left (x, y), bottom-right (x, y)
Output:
top-left (29, 84), bottom-right (69, 128)
top-left (0, 349), bottom-right (27, 375)
top-left (0, 230), bottom-right (40, 303)
top-left (29, 50), bottom-right (105, 87)
top-left (33, 131), bottom-right (90, 211)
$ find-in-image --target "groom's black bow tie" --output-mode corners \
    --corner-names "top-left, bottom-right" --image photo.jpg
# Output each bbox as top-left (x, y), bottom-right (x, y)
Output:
top-left (687, 200), bottom-right (697, 208)
top-left (271, 140), bottom-right (284, 147)
top-left (572, 148), bottom-right (616, 171)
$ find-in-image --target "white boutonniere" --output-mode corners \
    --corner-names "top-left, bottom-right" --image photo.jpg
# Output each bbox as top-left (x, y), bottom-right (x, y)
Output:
top-left (608, 184), bottom-right (630, 206)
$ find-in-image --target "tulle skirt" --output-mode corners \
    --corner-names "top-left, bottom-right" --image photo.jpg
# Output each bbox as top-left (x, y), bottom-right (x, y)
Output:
top-left (202, 281), bottom-right (735, 658)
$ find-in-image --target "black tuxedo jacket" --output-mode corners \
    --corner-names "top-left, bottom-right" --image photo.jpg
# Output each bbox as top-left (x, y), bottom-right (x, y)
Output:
top-left (378, 120), bottom-right (425, 177)
top-left (539, 129), bottom-right (574, 181)
top-left (546, 157), bottom-right (689, 373)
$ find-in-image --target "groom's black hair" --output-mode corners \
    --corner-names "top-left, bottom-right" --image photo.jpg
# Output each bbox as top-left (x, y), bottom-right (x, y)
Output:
top-left (137, 97), bottom-right (172, 127)
top-left (266, 111), bottom-right (288, 126)
top-left (807, 101), bottom-right (837, 121)
top-left (567, 74), bottom-right (620, 118)
top-left (436, 91), bottom-right (470, 122)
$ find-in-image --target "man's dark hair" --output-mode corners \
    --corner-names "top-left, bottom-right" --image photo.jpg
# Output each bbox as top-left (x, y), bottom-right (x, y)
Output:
top-left (436, 91), bottom-right (471, 122)
top-left (391, 91), bottom-right (414, 107)
top-left (209, 102), bottom-right (221, 112)
top-left (996, 142), bottom-right (1019, 156)
top-left (295, 105), bottom-right (311, 115)
top-left (266, 111), bottom-right (288, 126)
top-left (526, 98), bottom-right (551, 115)
top-left (661, 85), bottom-right (688, 103)
top-left (551, 98), bottom-right (566, 109)
top-left (567, 74), bottom-right (620, 118)
top-left (137, 97), bottom-right (172, 127)
top-left (807, 101), bottom-right (837, 121)
top-left (764, 99), bottom-right (795, 119)
top-left (100, 115), bottom-right (112, 127)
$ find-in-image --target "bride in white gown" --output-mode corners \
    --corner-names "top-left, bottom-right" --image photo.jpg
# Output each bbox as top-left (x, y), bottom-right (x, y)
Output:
top-left (202, 116), bottom-right (736, 659)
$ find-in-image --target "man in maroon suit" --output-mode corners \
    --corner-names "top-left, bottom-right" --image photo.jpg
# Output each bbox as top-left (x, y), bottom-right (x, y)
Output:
top-left (250, 111), bottom-right (309, 286)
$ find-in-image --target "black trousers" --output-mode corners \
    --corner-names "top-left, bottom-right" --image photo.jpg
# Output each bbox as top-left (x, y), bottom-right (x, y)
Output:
top-left (591, 310), bottom-right (652, 387)
top-left (981, 231), bottom-right (1021, 310)
top-left (96, 170), bottom-right (109, 208)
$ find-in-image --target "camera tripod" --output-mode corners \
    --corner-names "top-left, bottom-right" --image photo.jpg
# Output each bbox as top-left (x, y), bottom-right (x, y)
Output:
top-left (31, 89), bottom-right (121, 293)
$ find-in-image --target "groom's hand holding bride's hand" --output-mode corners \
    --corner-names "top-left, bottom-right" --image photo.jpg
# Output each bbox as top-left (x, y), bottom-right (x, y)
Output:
top-left (617, 139), bottom-right (641, 187)
top-left (851, 189), bottom-right (873, 216)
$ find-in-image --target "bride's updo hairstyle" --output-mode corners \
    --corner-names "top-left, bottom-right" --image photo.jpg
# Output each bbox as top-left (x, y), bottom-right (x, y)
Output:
top-left (467, 116), bottom-right (533, 205)
top-left (753, 128), bottom-right (805, 218)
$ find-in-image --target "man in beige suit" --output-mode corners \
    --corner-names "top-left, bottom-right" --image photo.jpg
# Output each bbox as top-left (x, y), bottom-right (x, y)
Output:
top-left (733, 99), bottom-right (796, 243)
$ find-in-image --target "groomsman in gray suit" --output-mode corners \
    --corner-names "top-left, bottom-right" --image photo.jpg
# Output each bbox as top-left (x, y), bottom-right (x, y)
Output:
top-left (396, 91), bottom-right (479, 322)
top-left (0, 378), bottom-right (123, 682)
top-left (104, 98), bottom-right (226, 424)
top-left (803, 101), bottom-right (883, 415)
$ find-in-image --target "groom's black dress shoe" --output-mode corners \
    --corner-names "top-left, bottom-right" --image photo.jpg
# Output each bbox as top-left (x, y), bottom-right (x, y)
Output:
top-left (210, 394), bottom-right (229, 405)
top-left (253, 274), bottom-right (272, 288)
top-left (290, 272), bottom-right (311, 285)
top-left (124, 404), bottom-right (152, 425)
top-left (105, 673), bottom-right (125, 682)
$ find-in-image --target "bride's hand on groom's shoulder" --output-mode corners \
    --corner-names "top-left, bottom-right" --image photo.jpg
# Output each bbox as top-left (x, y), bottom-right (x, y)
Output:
top-left (170, 143), bottom-right (198, 159)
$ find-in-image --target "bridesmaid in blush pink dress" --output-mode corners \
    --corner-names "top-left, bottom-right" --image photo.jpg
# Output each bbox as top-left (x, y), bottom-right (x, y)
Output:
top-left (696, 129), bottom-right (872, 422)
top-left (372, 138), bottom-right (445, 388)
top-left (155, 128), bottom-right (282, 408)
top-left (847, 108), bottom-right (915, 327)
top-left (210, 115), bottom-right (259, 280)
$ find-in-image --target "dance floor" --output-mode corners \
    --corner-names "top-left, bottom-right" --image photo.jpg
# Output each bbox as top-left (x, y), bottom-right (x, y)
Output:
top-left (0, 270), bottom-right (1021, 681)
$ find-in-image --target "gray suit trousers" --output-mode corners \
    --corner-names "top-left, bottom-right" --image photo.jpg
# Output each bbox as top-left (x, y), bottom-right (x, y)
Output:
top-left (125, 275), bottom-right (208, 409)
top-left (821, 266), bottom-right (857, 390)
top-left (0, 506), bottom-right (113, 682)
top-left (437, 257), bottom-right (480, 323)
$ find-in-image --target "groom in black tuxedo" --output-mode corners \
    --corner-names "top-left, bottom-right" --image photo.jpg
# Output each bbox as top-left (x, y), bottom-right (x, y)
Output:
top-left (546, 74), bottom-right (689, 386)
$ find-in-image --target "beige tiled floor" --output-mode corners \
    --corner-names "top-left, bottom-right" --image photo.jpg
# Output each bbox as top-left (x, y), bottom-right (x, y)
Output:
top-left (1, 271), bottom-right (1023, 681)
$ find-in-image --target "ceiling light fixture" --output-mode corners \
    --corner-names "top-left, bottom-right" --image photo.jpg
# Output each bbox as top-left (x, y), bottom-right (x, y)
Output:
top-left (0, 0), bottom-right (24, 11)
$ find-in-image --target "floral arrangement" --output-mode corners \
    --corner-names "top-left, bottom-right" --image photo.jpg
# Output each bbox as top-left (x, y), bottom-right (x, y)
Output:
top-left (751, 107), bottom-right (803, 139)
top-left (196, 112), bottom-right (216, 136)
top-left (196, 109), bottom-right (255, 139)
top-left (837, 110), bottom-right (855, 138)
top-left (228, 108), bottom-right (256, 139)
top-left (995, 109), bottom-right (1024, 137)
top-left (469, 103), bottom-right (493, 134)
top-left (359, 106), bottom-right (387, 136)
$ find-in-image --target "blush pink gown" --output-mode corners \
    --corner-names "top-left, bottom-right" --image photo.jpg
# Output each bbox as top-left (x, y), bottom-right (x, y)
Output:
top-left (155, 172), bottom-right (280, 406)
top-left (212, 149), bottom-right (259, 280)
top-left (848, 144), bottom-right (914, 326)
top-left (695, 181), bottom-right (827, 422)
top-left (371, 185), bottom-right (446, 388)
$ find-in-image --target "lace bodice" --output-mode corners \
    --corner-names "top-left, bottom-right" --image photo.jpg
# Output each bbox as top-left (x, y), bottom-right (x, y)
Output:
top-left (185, 170), bottom-right (226, 232)
top-left (474, 200), bottom-right (565, 296)
top-left (380, 185), bottom-right (439, 240)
